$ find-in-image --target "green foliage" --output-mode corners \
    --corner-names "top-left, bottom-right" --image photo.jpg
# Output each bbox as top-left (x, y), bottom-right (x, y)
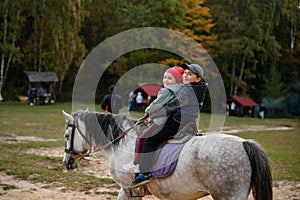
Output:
top-left (234, 129), bottom-right (300, 181)
top-left (207, 0), bottom-right (282, 96)
top-left (0, 0), bottom-right (299, 118)
top-left (117, 0), bottom-right (185, 29)
top-left (261, 64), bottom-right (286, 99)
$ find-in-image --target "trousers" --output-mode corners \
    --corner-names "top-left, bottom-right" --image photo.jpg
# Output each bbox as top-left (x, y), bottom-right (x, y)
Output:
top-left (134, 123), bottom-right (159, 165)
top-left (139, 116), bottom-right (180, 173)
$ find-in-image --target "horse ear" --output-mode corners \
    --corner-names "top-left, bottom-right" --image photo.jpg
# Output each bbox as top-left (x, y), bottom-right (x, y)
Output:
top-left (85, 108), bottom-right (89, 112)
top-left (62, 110), bottom-right (73, 122)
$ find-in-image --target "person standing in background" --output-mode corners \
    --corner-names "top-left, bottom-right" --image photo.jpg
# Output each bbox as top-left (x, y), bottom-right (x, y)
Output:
top-left (128, 91), bottom-right (136, 111)
top-left (101, 85), bottom-right (122, 114)
top-left (28, 87), bottom-right (37, 106)
top-left (259, 104), bottom-right (265, 119)
top-left (135, 92), bottom-right (144, 111)
top-left (38, 86), bottom-right (45, 105)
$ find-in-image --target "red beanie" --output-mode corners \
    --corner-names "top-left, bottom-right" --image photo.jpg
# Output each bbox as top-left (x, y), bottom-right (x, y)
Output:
top-left (166, 66), bottom-right (184, 83)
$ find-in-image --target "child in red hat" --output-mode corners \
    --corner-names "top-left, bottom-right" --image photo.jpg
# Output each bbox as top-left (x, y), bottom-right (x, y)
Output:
top-left (132, 66), bottom-right (184, 166)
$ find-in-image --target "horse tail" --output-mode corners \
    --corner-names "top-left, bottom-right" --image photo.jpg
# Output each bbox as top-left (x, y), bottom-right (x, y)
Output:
top-left (243, 140), bottom-right (273, 200)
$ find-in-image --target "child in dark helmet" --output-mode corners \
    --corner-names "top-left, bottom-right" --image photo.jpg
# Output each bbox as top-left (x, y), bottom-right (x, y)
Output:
top-left (128, 63), bottom-right (207, 189)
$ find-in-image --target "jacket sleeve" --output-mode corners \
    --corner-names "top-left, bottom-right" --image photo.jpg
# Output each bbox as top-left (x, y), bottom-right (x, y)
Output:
top-left (150, 89), bottom-right (189, 119)
top-left (145, 88), bottom-right (173, 114)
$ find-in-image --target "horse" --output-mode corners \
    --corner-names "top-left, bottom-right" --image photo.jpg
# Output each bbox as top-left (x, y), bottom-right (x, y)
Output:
top-left (62, 110), bottom-right (273, 200)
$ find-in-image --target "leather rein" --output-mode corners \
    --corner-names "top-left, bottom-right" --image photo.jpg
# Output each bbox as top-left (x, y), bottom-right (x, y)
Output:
top-left (64, 115), bottom-right (148, 161)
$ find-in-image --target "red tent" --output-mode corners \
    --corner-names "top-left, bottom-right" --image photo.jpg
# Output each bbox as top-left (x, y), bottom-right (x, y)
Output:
top-left (137, 83), bottom-right (163, 97)
top-left (228, 96), bottom-right (259, 117)
top-left (230, 96), bottom-right (258, 107)
top-left (125, 83), bottom-right (163, 111)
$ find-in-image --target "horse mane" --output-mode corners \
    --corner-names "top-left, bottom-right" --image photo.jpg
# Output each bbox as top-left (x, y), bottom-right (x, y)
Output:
top-left (73, 111), bottom-right (136, 151)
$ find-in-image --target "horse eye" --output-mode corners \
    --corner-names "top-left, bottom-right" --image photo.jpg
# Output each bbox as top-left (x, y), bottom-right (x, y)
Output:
top-left (65, 133), bottom-right (69, 140)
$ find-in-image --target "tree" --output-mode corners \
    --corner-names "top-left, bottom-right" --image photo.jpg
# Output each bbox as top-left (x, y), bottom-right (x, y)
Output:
top-left (286, 0), bottom-right (299, 55)
top-left (179, 0), bottom-right (215, 50)
top-left (207, 0), bottom-right (281, 97)
top-left (261, 64), bottom-right (285, 98)
top-left (42, 0), bottom-right (87, 93)
top-left (80, 0), bottom-right (123, 51)
top-left (0, 0), bottom-right (22, 102)
top-left (21, 0), bottom-right (87, 93)
top-left (159, 0), bottom-right (215, 67)
top-left (276, 0), bottom-right (300, 82)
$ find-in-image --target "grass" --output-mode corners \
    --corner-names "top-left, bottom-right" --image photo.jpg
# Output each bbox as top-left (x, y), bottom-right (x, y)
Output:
top-left (0, 102), bottom-right (299, 193)
top-left (234, 129), bottom-right (300, 181)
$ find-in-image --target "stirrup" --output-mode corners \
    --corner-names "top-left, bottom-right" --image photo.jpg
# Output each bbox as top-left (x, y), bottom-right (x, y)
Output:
top-left (129, 185), bottom-right (147, 197)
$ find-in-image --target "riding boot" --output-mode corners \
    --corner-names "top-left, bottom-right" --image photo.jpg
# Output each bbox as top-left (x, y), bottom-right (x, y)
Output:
top-left (127, 172), bottom-right (151, 189)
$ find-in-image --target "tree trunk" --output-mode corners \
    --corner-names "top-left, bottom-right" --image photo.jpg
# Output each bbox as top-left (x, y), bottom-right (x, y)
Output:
top-left (33, 0), bottom-right (38, 71)
top-left (38, 0), bottom-right (46, 72)
top-left (0, 0), bottom-right (8, 102)
top-left (290, 0), bottom-right (297, 51)
top-left (233, 45), bottom-right (248, 96)
top-left (3, 10), bottom-right (20, 88)
top-left (230, 56), bottom-right (236, 96)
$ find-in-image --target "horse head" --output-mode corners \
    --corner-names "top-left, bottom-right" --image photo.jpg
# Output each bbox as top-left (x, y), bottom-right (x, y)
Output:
top-left (62, 110), bottom-right (90, 170)
top-left (62, 109), bottom-right (139, 171)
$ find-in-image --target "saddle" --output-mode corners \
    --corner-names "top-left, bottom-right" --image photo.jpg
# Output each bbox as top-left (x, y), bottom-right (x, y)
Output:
top-left (149, 122), bottom-right (199, 178)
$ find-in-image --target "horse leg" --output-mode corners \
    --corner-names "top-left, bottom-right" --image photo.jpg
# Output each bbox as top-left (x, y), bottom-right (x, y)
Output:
top-left (117, 188), bottom-right (128, 200)
top-left (117, 188), bottom-right (144, 200)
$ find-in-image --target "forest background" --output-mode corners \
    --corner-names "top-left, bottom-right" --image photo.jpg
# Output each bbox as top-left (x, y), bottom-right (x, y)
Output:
top-left (0, 0), bottom-right (299, 117)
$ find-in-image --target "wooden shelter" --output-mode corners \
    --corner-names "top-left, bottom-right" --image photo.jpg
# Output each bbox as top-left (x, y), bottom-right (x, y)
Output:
top-left (27, 72), bottom-right (58, 103)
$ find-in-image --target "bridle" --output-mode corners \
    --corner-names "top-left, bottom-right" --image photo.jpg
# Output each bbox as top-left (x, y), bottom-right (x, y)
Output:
top-left (64, 117), bottom-right (92, 162)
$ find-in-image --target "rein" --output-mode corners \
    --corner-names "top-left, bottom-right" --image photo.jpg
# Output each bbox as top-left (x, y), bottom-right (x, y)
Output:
top-left (65, 114), bottom-right (148, 160)
top-left (92, 114), bottom-right (148, 153)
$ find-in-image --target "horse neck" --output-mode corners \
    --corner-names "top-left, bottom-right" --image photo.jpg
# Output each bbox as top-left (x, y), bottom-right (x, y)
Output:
top-left (85, 112), bottom-right (137, 153)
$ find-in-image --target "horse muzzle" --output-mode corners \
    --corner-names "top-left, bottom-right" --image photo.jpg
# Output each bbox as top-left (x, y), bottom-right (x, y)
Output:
top-left (63, 154), bottom-right (78, 170)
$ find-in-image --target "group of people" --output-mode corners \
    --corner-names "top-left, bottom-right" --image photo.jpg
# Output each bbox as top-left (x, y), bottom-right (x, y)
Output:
top-left (28, 86), bottom-right (47, 106)
top-left (102, 86), bottom-right (146, 113)
top-left (100, 63), bottom-right (208, 189)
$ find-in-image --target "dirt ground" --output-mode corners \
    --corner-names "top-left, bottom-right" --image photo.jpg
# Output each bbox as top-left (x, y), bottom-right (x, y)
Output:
top-left (0, 127), bottom-right (300, 200)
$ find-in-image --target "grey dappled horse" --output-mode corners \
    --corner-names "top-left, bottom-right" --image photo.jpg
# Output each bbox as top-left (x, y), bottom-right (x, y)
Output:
top-left (62, 110), bottom-right (272, 200)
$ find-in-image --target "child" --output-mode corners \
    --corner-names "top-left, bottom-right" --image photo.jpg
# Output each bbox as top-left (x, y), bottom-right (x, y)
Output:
top-left (133, 66), bottom-right (184, 165)
top-left (128, 63), bottom-right (207, 189)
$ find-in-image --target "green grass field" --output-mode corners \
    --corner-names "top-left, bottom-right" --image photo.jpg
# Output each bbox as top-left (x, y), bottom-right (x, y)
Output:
top-left (0, 102), bottom-right (299, 192)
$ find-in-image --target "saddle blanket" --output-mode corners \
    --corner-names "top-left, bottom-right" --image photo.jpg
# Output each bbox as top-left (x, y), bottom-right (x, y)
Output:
top-left (150, 143), bottom-right (184, 178)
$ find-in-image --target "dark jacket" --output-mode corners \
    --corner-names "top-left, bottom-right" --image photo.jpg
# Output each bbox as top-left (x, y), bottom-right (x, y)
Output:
top-left (101, 93), bottom-right (122, 114)
top-left (151, 81), bottom-right (207, 123)
top-left (173, 81), bottom-right (207, 122)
